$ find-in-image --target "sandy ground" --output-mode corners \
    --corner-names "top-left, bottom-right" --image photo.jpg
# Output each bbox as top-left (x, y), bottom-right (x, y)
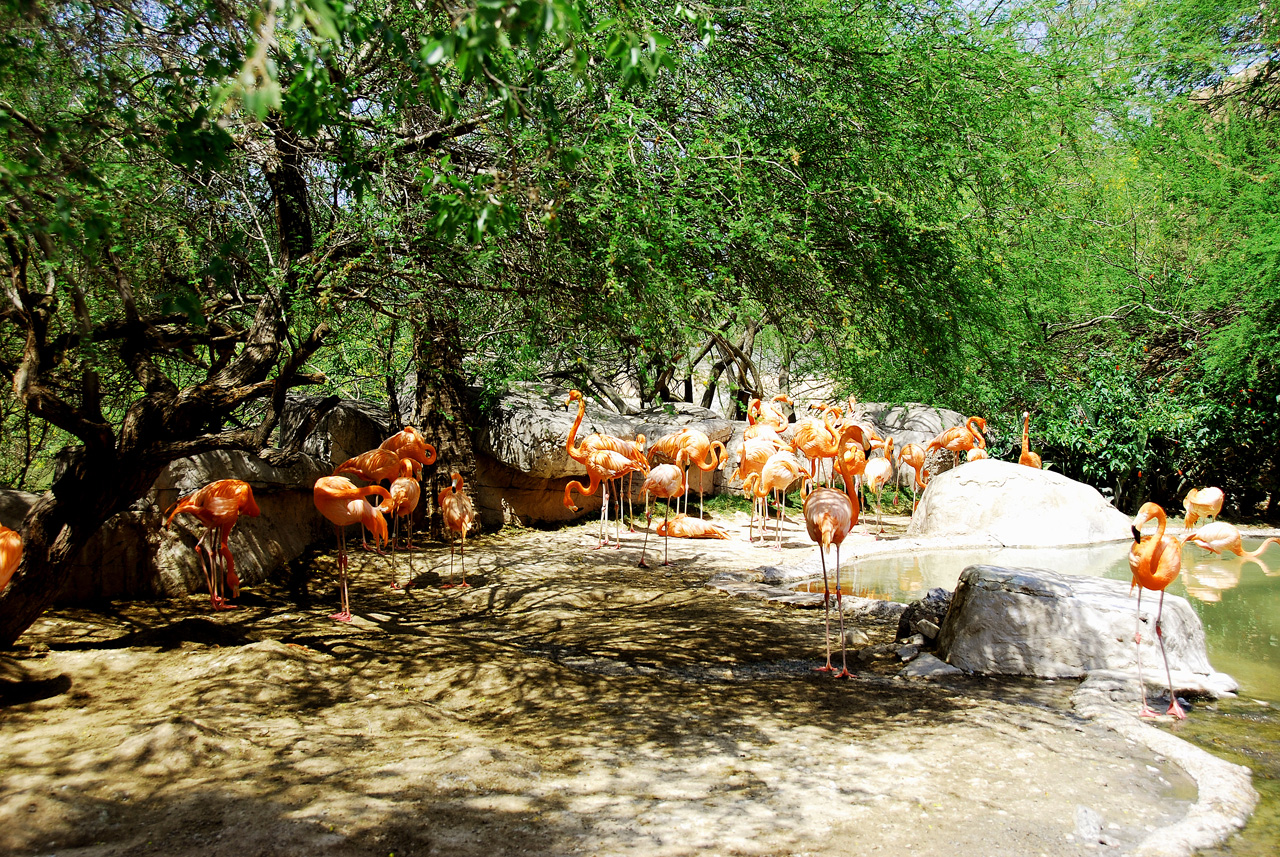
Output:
top-left (0, 507), bottom-right (1210, 857)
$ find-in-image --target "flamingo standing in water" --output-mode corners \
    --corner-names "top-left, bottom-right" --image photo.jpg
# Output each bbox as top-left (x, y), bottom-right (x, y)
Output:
top-left (0, 523), bottom-right (22, 595)
top-left (1019, 411), bottom-right (1042, 469)
top-left (1128, 502), bottom-right (1187, 719)
top-left (1185, 522), bottom-right (1279, 562)
top-left (803, 474), bottom-right (857, 678)
top-left (439, 472), bottom-right (475, 587)
top-left (1183, 487), bottom-right (1225, 530)
top-left (165, 479), bottom-right (261, 610)
top-left (313, 475), bottom-right (391, 622)
top-left (639, 463), bottom-right (685, 568)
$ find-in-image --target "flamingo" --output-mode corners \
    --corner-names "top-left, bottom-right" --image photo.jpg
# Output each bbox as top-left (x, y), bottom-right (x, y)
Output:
top-left (380, 425), bottom-right (438, 475)
top-left (863, 437), bottom-right (895, 533)
top-left (1019, 411), bottom-right (1042, 469)
top-left (386, 458), bottom-right (421, 590)
top-left (1185, 522), bottom-right (1280, 562)
top-left (335, 447), bottom-right (402, 485)
top-left (925, 416), bottom-right (987, 469)
top-left (744, 408), bottom-right (785, 445)
top-left (565, 448), bottom-right (645, 549)
top-left (734, 435), bottom-right (785, 539)
top-left (439, 472), bottom-right (476, 587)
top-left (165, 479), bottom-right (261, 610)
top-left (896, 442), bottom-right (927, 509)
top-left (743, 450), bottom-right (805, 548)
top-left (1183, 487), bottom-right (1225, 530)
top-left (657, 514), bottom-right (731, 539)
top-left (756, 394), bottom-right (793, 433)
top-left (804, 478), bottom-right (857, 678)
top-left (791, 405), bottom-right (842, 486)
top-left (647, 428), bottom-right (724, 517)
top-left (313, 475), bottom-right (391, 622)
top-left (581, 431), bottom-right (647, 528)
top-left (0, 523), bottom-right (22, 595)
top-left (639, 463), bottom-right (685, 568)
top-left (1128, 502), bottom-right (1187, 719)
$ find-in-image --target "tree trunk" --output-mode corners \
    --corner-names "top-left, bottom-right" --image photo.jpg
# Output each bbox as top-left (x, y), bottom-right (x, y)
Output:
top-left (412, 312), bottom-right (480, 539)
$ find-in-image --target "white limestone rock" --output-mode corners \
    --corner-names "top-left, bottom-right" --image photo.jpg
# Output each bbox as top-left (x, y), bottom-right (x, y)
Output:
top-left (908, 458), bottom-right (1131, 546)
top-left (937, 565), bottom-right (1238, 697)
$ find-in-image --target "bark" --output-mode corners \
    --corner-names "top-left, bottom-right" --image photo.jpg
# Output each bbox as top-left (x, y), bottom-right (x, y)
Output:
top-left (412, 313), bottom-right (480, 539)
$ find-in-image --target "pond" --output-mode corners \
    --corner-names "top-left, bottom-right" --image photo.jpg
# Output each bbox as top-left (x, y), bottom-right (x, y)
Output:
top-left (795, 536), bottom-right (1280, 856)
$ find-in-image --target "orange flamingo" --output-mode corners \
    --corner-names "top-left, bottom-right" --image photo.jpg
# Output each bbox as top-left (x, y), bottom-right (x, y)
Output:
top-left (734, 435), bottom-right (785, 537)
top-left (743, 450), bottom-right (805, 548)
top-left (165, 479), bottom-right (261, 610)
top-left (744, 407), bottom-right (785, 445)
top-left (385, 458), bottom-right (421, 590)
top-left (677, 429), bottom-right (727, 516)
top-left (1183, 487), bottom-right (1225, 530)
top-left (863, 437), bottom-right (895, 533)
top-left (1128, 502), bottom-right (1187, 719)
top-left (657, 514), bottom-right (731, 539)
top-left (582, 431), bottom-right (647, 529)
top-left (925, 416), bottom-right (987, 468)
top-left (565, 448), bottom-right (644, 549)
top-left (380, 425), bottom-right (438, 476)
top-left (756, 394), bottom-right (793, 433)
top-left (335, 447), bottom-right (402, 484)
top-left (896, 442), bottom-right (926, 509)
top-left (313, 475), bottom-right (391, 622)
top-left (1019, 411), bottom-right (1042, 469)
top-left (639, 463), bottom-right (685, 567)
top-left (804, 478), bottom-right (857, 678)
top-left (0, 523), bottom-right (22, 595)
top-left (791, 405), bottom-right (842, 486)
top-left (439, 472), bottom-right (475, 587)
top-left (1185, 522), bottom-right (1279, 562)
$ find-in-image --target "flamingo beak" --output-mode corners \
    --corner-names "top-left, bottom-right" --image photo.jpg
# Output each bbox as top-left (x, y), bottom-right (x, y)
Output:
top-left (1131, 525), bottom-right (1141, 543)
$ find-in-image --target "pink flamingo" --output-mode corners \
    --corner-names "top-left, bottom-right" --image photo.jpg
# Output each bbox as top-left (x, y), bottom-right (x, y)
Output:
top-left (165, 479), bottom-right (261, 610)
top-left (313, 475), bottom-right (390, 622)
top-left (0, 523), bottom-right (22, 595)
top-left (1129, 502), bottom-right (1186, 719)
top-left (439, 472), bottom-right (476, 587)
top-left (639, 463), bottom-right (686, 568)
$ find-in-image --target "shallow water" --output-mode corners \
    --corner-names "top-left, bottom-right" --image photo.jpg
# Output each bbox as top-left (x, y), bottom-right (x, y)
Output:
top-left (795, 537), bottom-right (1280, 854)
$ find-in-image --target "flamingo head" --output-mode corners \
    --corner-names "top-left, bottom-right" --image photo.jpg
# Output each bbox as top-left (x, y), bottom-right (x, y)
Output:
top-left (565, 389), bottom-right (583, 409)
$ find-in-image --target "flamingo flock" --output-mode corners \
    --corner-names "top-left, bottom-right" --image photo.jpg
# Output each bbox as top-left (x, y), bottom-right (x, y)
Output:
top-left (3, 384), bottom-right (1268, 714)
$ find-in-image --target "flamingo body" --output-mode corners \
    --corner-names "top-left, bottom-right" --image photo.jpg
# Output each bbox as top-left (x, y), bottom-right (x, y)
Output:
top-left (0, 524), bottom-right (23, 595)
top-left (1128, 502), bottom-right (1187, 719)
top-left (314, 475), bottom-right (391, 621)
top-left (165, 479), bottom-right (261, 608)
top-left (1183, 487), bottom-right (1225, 530)
top-left (1185, 522), bottom-right (1279, 561)
top-left (439, 472), bottom-right (475, 586)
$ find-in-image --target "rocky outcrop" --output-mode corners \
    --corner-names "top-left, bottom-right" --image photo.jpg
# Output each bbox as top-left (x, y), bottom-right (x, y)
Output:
top-left (937, 565), bottom-right (1238, 697)
top-left (908, 458), bottom-right (1131, 546)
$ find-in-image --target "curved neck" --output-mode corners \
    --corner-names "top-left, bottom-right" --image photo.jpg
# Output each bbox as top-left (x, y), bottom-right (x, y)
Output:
top-left (566, 395), bottom-right (589, 462)
top-left (1022, 414), bottom-right (1030, 454)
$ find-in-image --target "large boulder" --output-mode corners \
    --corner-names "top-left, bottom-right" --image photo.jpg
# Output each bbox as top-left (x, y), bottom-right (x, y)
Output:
top-left (908, 458), bottom-right (1131, 546)
top-left (281, 395), bottom-right (393, 468)
top-left (937, 565), bottom-right (1237, 697)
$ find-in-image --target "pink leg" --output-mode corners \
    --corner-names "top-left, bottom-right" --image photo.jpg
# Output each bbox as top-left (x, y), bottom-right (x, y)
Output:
top-left (330, 527), bottom-right (353, 622)
top-left (815, 548), bottom-right (834, 673)
top-left (834, 543), bottom-right (853, 679)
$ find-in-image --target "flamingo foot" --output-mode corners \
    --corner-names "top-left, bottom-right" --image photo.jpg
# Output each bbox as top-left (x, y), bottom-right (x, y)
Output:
top-left (814, 664), bottom-right (835, 673)
top-left (661, 560), bottom-right (673, 567)
top-left (835, 669), bottom-right (855, 679)
top-left (329, 611), bottom-right (353, 623)
top-left (390, 581), bottom-right (408, 591)
top-left (1167, 698), bottom-right (1188, 719)
top-left (638, 559), bottom-right (650, 569)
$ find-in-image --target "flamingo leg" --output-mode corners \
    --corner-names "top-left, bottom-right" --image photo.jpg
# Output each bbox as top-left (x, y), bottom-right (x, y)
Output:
top-left (663, 501), bottom-right (671, 566)
top-left (331, 525), bottom-right (353, 622)
top-left (194, 529), bottom-right (219, 610)
top-left (834, 542), bottom-right (853, 679)
top-left (458, 528), bottom-right (470, 587)
top-left (1134, 588), bottom-right (1159, 718)
top-left (815, 547), bottom-right (834, 673)
top-left (638, 501), bottom-right (653, 569)
top-left (1154, 591), bottom-right (1186, 719)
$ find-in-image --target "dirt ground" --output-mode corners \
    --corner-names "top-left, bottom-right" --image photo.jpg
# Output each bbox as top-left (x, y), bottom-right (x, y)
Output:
top-left (0, 508), bottom-right (1202, 857)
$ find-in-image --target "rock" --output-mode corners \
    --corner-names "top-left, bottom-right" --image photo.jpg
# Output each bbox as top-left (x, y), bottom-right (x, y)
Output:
top-left (281, 394), bottom-right (393, 468)
top-left (0, 489), bottom-right (38, 529)
top-left (937, 565), bottom-right (1238, 697)
top-left (908, 459), bottom-right (1131, 546)
top-left (895, 587), bottom-right (952, 642)
top-left (900, 652), bottom-right (964, 679)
